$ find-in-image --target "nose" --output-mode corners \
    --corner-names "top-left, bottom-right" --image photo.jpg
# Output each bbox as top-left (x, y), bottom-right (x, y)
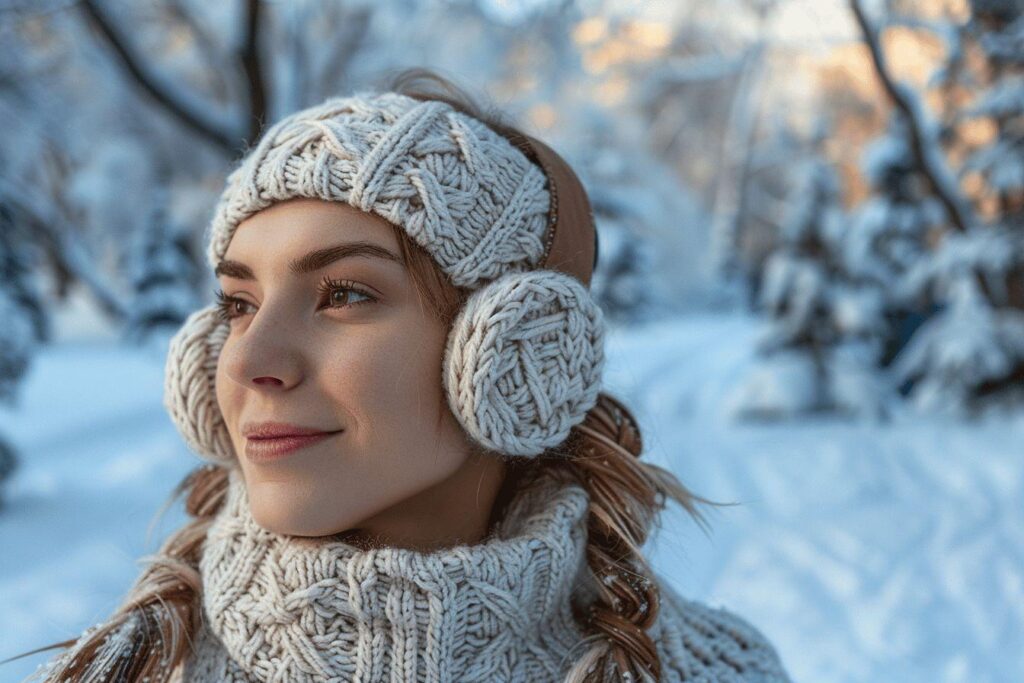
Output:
top-left (220, 299), bottom-right (304, 391)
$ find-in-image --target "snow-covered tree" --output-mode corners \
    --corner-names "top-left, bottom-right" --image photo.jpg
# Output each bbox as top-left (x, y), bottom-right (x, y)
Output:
top-left (0, 202), bottom-right (49, 348)
top-left (121, 184), bottom-right (201, 344)
top-left (835, 0), bottom-right (1024, 414)
top-left (727, 126), bottom-right (892, 420)
top-left (893, 262), bottom-right (1024, 414)
top-left (963, 2), bottom-right (1023, 235)
top-left (887, 0), bottom-right (1024, 413)
top-left (0, 201), bottom-right (46, 404)
top-left (588, 193), bottom-right (661, 324)
top-left (843, 114), bottom-right (948, 367)
top-left (735, 118), bottom-right (806, 309)
top-left (0, 202), bottom-right (45, 504)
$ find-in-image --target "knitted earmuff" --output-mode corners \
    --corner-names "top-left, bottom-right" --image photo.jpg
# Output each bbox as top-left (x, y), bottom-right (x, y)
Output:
top-left (164, 92), bottom-right (604, 463)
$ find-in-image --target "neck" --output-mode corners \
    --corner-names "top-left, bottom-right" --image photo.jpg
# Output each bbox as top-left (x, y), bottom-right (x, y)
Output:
top-left (336, 448), bottom-right (509, 552)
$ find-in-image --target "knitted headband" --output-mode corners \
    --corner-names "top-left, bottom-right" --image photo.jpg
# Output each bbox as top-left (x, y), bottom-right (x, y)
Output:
top-left (164, 91), bottom-right (606, 463)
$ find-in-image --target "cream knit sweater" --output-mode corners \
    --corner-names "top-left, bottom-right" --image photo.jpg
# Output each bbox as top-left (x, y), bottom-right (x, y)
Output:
top-left (171, 466), bottom-right (790, 682)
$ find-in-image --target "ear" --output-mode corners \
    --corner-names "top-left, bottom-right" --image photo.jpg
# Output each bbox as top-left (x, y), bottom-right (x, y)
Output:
top-left (164, 305), bottom-right (236, 465)
top-left (442, 270), bottom-right (605, 457)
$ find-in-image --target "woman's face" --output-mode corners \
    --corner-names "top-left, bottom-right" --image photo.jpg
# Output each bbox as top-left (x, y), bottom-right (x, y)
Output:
top-left (214, 197), bottom-right (502, 546)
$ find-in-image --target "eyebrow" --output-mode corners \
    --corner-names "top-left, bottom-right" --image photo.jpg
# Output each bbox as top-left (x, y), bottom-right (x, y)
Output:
top-left (215, 241), bottom-right (403, 280)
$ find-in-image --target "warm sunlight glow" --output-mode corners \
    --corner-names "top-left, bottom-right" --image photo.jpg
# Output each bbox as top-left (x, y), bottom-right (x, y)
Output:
top-left (573, 17), bottom-right (608, 46)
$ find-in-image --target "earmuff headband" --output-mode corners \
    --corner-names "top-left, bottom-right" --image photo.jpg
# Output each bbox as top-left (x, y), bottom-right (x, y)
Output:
top-left (513, 134), bottom-right (599, 287)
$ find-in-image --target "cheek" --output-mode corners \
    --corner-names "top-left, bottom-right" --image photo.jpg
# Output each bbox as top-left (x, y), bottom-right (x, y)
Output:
top-left (320, 323), bottom-right (448, 435)
top-left (215, 344), bottom-right (242, 430)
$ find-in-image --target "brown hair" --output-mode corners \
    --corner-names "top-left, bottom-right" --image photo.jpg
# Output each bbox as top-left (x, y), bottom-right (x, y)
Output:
top-left (4, 68), bottom-right (729, 682)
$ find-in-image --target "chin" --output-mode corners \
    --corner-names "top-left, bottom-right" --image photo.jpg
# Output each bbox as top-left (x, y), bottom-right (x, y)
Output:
top-left (247, 494), bottom-right (354, 538)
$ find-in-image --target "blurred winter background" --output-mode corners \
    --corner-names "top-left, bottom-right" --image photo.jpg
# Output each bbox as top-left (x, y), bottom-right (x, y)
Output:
top-left (1, 0), bottom-right (1022, 680)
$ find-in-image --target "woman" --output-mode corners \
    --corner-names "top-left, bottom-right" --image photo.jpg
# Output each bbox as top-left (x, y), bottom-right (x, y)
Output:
top-left (19, 69), bottom-right (791, 682)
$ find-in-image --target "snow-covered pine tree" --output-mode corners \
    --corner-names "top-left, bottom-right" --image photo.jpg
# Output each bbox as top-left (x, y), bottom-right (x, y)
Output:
top-left (890, 0), bottom-right (1024, 413)
top-left (842, 113), bottom-right (947, 367)
top-left (0, 201), bottom-right (49, 502)
top-left (0, 202), bottom-right (47, 407)
top-left (726, 124), bottom-right (891, 419)
top-left (587, 192), bottom-right (660, 324)
top-left (892, 269), bottom-right (1024, 413)
top-left (963, 0), bottom-right (1022, 236)
top-left (0, 202), bottom-right (49, 349)
top-left (734, 117), bottom-right (805, 311)
top-left (121, 183), bottom-right (200, 345)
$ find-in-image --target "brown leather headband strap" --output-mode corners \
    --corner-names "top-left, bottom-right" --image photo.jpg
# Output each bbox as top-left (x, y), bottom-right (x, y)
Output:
top-left (514, 134), bottom-right (598, 288)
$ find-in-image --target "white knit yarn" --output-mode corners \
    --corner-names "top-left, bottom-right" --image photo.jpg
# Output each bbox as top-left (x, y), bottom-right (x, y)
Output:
top-left (172, 466), bottom-right (792, 682)
top-left (444, 270), bottom-right (605, 456)
top-left (205, 92), bottom-right (550, 290)
top-left (163, 304), bottom-right (234, 464)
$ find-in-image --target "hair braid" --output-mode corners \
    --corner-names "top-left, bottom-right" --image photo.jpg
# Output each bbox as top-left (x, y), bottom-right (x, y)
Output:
top-left (550, 393), bottom-right (725, 683)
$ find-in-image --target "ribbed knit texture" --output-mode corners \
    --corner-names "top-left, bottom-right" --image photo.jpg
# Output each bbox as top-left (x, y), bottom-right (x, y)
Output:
top-left (173, 467), bottom-right (791, 682)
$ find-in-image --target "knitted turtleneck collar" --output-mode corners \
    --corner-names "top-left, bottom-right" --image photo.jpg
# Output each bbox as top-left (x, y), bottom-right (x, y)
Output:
top-left (189, 465), bottom-right (594, 682)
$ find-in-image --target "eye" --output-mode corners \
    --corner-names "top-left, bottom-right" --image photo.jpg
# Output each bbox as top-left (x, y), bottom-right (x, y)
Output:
top-left (212, 277), bottom-right (378, 324)
top-left (213, 288), bottom-right (253, 322)
top-left (315, 275), bottom-right (377, 310)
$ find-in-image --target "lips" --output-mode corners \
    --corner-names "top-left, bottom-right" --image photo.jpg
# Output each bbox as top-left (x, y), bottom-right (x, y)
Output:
top-left (243, 426), bottom-right (343, 463)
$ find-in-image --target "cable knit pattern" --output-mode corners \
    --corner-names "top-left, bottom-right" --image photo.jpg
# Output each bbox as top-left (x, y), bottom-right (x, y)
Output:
top-left (444, 270), bottom-right (606, 457)
top-left (173, 467), bottom-right (791, 682)
top-left (163, 304), bottom-right (234, 464)
top-left (183, 466), bottom-right (591, 682)
top-left (205, 92), bottom-right (551, 290)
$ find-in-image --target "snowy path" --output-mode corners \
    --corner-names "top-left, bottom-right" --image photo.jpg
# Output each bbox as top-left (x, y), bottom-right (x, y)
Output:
top-left (1, 313), bottom-right (1022, 682)
top-left (605, 313), bottom-right (1024, 683)
top-left (0, 343), bottom-right (195, 682)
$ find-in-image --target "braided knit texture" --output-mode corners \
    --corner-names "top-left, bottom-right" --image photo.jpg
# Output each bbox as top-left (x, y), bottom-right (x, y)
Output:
top-left (188, 466), bottom-right (591, 682)
top-left (164, 305), bottom-right (234, 464)
top-left (205, 92), bottom-right (550, 290)
top-left (444, 270), bottom-right (605, 456)
top-left (175, 467), bottom-right (791, 683)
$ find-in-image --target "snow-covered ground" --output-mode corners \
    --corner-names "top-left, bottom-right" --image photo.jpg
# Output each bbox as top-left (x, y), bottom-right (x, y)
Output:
top-left (1, 311), bottom-right (1022, 683)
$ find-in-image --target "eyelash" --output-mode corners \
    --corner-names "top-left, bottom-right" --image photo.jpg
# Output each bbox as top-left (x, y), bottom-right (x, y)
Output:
top-left (213, 275), bottom-right (377, 323)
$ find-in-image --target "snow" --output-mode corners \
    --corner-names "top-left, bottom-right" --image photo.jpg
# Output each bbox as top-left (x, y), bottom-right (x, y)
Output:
top-left (0, 290), bottom-right (36, 405)
top-left (891, 277), bottom-right (1024, 414)
top-left (1, 312), bottom-right (1024, 683)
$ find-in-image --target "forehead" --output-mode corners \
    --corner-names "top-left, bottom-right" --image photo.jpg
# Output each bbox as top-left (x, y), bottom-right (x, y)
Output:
top-left (224, 197), bottom-right (400, 259)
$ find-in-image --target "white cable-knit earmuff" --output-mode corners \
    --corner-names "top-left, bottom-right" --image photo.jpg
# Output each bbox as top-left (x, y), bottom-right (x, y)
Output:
top-left (164, 305), bottom-right (234, 464)
top-left (443, 269), bottom-right (604, 457)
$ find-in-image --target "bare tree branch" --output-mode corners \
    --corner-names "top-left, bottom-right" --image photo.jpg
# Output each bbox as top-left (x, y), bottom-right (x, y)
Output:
top-left (78, 0), bottom-right (238, 155)
top-left (709, 41), bottom-right (769, 280)
top-left (849, 0), bottom-right (974, 233)
top-left (239, 0), bottom-right (268, 146)
top-left (165, 0), bottom-right (238, 102)
top-left (0, 176), bottom-right (129, 323)
top-left (312, 4), bottom-right (371, 103)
